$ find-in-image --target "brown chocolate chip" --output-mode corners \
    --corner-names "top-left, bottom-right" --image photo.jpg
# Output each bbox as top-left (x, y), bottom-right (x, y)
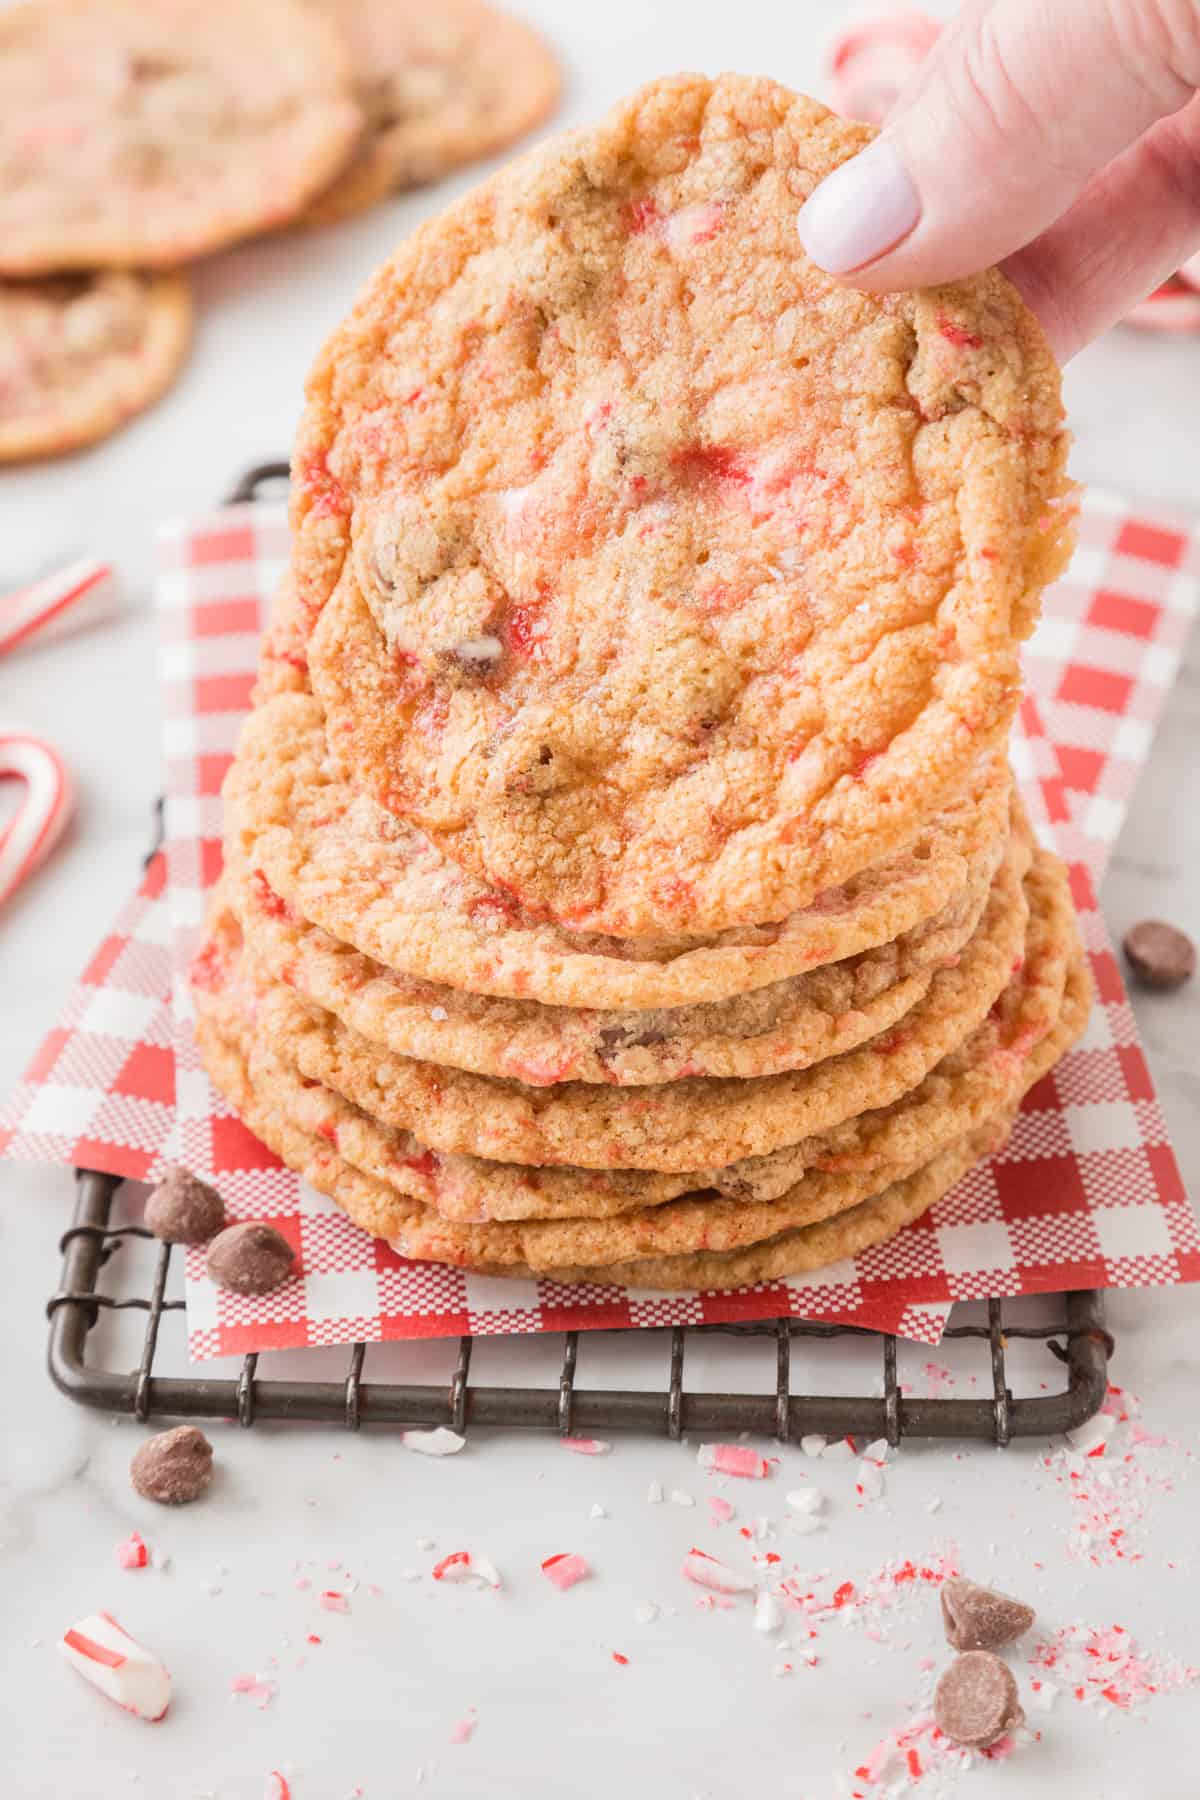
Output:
top-left (941, 1577), bottom-right (1035, 1652)
top-left (130, 1425), bottom-right (214, 1505)
top-left (933, 1651), bottom-right (1024, 1749)
top-left (1123, 919), bottom-right (1196, 991)
top-left (206, 1221), bottom-right (295, 1295)
top-left (144, 1167), bottom-right (225, 1244)
top-left (595, 1024), bottom-right (669, 1052)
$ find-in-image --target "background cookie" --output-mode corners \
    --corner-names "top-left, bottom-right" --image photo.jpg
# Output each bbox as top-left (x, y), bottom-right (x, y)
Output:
top-left (301, 0), bottom-right (560, 225)
top-left (0, 271), bottom-right (190, 461)
top-left (0, 0), bottom-right (363, 272)
top-left (296, 73), bottom-right (1074, 934)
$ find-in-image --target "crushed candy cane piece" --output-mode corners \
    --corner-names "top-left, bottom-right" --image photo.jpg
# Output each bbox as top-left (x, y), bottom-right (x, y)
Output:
top-left (319, 1591), bottom-right (350, 1614)
top-left (541, 1553), bottom-right (589, 1592)
top-left (754, 1592), bottom-right (784, 1634)
top-left (589, 1504), bottom-right (608, 1520)
top-left (449, 1717), bottom-right (476, 1745)
top-left (800, 1435), bottom-right (827, 1458)
top-left (698, 1443), bottom-right (770, 1479)
top-left (634, 1604), bottom-right (659, 1625)
top-left (231, 1673), bottom-right (275, 1709)
top-left (432, 1551), bottom-right (501, 1589)
top-left (861, 1439), bottom-right (891, 1464)
top-left (264, 1774), bottom-right (291, 1800)
top-left (646, 1481), bottom-right (664, 1504)
top-left (856, 1460), bottom-right (885, 1501)
top-left (786, 1488), bottom-right (823, 1516)
top-left (1066, 1414), bottom-right (1116, 1456)
top-left (670, 1489), bottom-right (695, 1508)
top-left (821, 1437), bottom-right (855, 1462)
top-left (709, 1497), bottom-right (736, 1524)
top-left (611, 1651), bottom-right (629, 1666)
top-left (401, 1427), bottom-right (465, 1457)
top-left (116, 1533), bottom-right (149, 1571)
top-left (561, 1438), bottom-right (612, 1456)
top-left (681, 1548), bottom-right (757, 1596)
top-left (58, 1612), bottom-right (171, 1720)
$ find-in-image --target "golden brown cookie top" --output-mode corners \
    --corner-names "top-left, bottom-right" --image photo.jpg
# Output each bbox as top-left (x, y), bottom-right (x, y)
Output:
top-left (296, 73), bottom-right (1074, 935)
top-left (0, 0), bottom-right (362, 272)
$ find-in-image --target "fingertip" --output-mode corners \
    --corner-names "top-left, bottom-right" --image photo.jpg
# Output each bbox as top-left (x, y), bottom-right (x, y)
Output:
top-left (796, 137), bottom-right (922, 276)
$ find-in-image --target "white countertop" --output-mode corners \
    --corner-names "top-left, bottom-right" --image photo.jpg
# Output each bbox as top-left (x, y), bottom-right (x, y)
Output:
top-left (2, 4), bottom-right (1199, 1795)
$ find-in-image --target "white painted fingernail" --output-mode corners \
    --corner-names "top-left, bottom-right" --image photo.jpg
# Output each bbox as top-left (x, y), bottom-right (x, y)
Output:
top-left (797, 138), bottom-right (921, 274)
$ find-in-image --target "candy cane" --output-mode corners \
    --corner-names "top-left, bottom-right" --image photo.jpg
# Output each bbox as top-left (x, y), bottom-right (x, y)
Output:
top-left (826, 9), bottom-right (940, 124)
top-left (57, 1612), bottom-right (171, 1720)
top-left (1123, 277), bottom-right (1200, 333)
top-left (0, 559), bottom-right (119, 658)
top-left (0, 734), bottom-right (74, 908)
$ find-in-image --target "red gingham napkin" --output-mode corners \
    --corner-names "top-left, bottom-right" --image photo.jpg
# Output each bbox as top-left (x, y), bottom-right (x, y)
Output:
top-left (3, 490), bottom-right (1197, 1355)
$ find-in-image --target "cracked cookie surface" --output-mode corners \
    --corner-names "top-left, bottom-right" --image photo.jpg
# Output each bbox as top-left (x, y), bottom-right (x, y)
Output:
top-left (296, 72), bottom-right (1074, 935)
top-left (225, 690), bottom-right (1013, 1011)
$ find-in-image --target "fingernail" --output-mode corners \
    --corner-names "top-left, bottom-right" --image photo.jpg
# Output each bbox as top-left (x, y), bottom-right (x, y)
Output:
top-left (796, 138), bottom-right (921, 274)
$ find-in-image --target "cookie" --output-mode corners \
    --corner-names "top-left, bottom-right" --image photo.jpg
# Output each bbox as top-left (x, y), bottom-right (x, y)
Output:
top-left (301, 0), bottom-right (560, 225)
top-left (0, 0), bottom-right (362, 273)
top-left (225, 691), bottom-right (1013, 1010)
top-left (196, 908), bottom-right (1086, 1267)
top-left (295, 73), bottom-right (1074, 935)
top-left (0, 271), bottom-right (190, 461)
top-left (230, 837), bottom-right (996, 1085)
top-left (194, 832), bottom-right (1031, 1173)
top-left (192, 1011), bottom-right (1015, 1285)
top-left (253, 575), bottom-right (312, 705)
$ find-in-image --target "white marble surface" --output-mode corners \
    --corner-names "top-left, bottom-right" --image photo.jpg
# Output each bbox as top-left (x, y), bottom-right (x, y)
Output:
top-left (2, 3), bottom-right (1199, 1794)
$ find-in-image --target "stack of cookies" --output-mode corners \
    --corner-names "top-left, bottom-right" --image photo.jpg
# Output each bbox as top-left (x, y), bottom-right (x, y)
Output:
top-left (193, 74), bottom-right (1093, 1291)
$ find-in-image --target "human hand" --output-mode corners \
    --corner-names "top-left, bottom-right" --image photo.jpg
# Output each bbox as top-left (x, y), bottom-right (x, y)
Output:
top-left (797, 0), bottom-right (1200, 359)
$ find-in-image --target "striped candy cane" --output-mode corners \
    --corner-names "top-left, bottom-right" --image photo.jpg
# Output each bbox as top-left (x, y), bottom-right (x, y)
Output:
top-left (0, 734), bottom-right (74, 907)
top-left (1123, 276), bottom-right (1200, 334)
top-left (826, 9), bottom-right (940, 124)
top-left (0, 558), bottom-right (119, 658)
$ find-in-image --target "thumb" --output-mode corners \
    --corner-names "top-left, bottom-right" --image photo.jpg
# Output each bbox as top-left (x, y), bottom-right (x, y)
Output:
top-left (797, 0), bottom-right (1200, 289)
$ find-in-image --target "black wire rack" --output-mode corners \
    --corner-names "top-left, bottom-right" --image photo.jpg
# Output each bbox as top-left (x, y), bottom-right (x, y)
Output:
top-left (44, 458), bottom-right (1113, 1447)
top-left (48, 1169), bottom-right (1112, 1444)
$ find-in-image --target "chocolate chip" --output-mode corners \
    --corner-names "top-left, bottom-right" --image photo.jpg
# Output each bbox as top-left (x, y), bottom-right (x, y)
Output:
top-left (933, 1651), bottom-right (1024, 1749)
top-left (941, 1577), bottom-right (1035, 1652)
top-left (1123, 919), bottom-right (1196, 991)
top-left (206, 1221), bottom-right (295, 1295)
top-left (130, 1425), bottom-right (214, 1505)
top-left (144, 1167), bottom-right (225, 1243)
top-left (596, 1024), bottom-right (669, 1051)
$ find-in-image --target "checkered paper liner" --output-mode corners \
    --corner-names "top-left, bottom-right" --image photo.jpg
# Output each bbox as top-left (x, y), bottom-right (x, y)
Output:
top-left (3, 491), bottom-right (1197, 1355)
